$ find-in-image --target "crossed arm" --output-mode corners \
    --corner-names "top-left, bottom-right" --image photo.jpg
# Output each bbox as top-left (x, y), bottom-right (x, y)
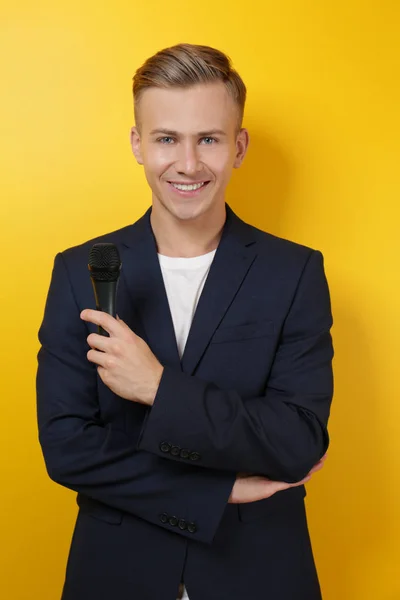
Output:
top-left (37, 250), bottom-right (333, 543)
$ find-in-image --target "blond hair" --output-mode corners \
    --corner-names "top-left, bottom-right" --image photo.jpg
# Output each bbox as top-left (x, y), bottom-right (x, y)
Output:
top-left (132, 43), bottom-right (246, 134)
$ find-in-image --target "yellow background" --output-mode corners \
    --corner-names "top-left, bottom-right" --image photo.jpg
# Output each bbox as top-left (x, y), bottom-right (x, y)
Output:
top-left (1, 1), bottom-right (399, 598)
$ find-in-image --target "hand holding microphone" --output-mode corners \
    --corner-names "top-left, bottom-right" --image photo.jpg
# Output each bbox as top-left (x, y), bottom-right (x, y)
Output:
top-left (83, 242), bottom-right (164, 404)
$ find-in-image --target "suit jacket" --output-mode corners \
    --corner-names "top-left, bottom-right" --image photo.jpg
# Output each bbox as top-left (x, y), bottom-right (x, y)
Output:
top-left (36, 203), bottom-right (334, 600)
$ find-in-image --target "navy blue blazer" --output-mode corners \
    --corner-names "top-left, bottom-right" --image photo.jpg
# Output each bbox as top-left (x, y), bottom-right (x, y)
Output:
top-left (36, 203), bottom-right (334, 600)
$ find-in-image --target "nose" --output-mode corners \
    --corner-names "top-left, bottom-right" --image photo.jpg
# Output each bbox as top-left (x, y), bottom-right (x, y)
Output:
top-left (175, 140), bottom-right (202, 176)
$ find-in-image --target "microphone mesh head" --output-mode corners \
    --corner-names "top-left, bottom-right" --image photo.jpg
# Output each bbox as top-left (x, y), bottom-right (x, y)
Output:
top-left (88, 243), bottom-right (121, 281)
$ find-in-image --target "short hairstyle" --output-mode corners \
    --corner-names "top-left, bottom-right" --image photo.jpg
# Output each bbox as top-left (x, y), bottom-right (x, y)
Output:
top-left (132, 43), bottom-right (247, 135)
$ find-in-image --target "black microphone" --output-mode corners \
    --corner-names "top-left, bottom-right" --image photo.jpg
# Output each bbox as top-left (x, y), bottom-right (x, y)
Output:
top-left (88, 243), bottom-right (122, 336)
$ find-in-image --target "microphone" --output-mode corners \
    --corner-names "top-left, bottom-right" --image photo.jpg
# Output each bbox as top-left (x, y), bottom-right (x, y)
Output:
top-left (88, 243), bottom-right (122, 336)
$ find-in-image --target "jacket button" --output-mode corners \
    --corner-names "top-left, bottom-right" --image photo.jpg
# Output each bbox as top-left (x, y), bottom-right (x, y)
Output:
top-left (189, 452), bottom-right (201, 461)
top-left (159, 513), bottom-right (168, 524)
top-left (170, 445), bottom-right (181, 456)
top-left (178, 519), bottom-right (187, 530)
top-left (187, 522), bottom-right (197, 533)
top-left (180, 448), bottom-right (190, 459)
top-left (160, 442), bottom-right (171, 453)
top-left (168, 516), bottom-right (178, 527)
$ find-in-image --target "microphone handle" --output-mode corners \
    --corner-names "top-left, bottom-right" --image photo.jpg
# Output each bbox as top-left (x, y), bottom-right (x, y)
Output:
top-left (91, 279), bottom-right (118, 336)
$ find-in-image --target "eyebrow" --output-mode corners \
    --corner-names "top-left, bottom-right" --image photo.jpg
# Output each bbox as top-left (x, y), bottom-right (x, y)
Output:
top-left (149, 128), bottom-right (227, 137)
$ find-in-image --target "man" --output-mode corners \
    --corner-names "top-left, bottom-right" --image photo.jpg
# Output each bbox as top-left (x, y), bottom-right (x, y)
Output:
top-left (37, 43), bottom-right (333, 600)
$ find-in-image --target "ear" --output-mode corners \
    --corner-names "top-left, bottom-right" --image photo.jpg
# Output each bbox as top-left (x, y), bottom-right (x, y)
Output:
top-left (233, 128), bottom-right (250, 169)
top-left (130, 126), bottom-right (144, 165)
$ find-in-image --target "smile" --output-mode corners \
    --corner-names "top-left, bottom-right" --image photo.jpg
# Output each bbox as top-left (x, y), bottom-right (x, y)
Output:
top-left (169, 182), bottom-right (207, 191)
top-left (166, 181), bottom-right (211, 198)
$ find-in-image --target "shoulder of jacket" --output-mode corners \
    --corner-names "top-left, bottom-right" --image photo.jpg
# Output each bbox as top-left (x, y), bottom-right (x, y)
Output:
top-left (58, 222), bottom-right (136, 263)
top-left (246, 221), bottom-right (319, 263)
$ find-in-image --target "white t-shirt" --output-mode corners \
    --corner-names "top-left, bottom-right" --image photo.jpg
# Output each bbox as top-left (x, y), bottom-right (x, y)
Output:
top-left (158, 248), bottom-right (217, 360)
top-left (157, 248), bottom-right (217, 600)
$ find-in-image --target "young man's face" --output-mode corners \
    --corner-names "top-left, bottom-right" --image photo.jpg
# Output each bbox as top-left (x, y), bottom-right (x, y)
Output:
top-left (130, 82), bottom-right (249, 222)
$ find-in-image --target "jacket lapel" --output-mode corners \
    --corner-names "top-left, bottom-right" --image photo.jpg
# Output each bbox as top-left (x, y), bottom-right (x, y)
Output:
top-left (118, 203), bottom-right (258, 376)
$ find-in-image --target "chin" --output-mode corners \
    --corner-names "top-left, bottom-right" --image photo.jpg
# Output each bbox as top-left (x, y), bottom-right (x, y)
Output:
top-left (165, 199), bottom-right (211, 222)
top-left (171, 205), bottom-right (205, 222)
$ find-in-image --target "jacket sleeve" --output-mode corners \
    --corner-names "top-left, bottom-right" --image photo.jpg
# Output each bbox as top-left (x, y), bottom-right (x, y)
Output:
top-left (137, 250), bottom-right (334, 484)
top-left (36, 252), bottom-right (235, 545)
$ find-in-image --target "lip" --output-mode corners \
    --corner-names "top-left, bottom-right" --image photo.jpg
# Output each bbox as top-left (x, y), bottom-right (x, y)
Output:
top-left (166, 181), bottom-right (211, 198)
top-left (167, 180), bottom-right (210, 185)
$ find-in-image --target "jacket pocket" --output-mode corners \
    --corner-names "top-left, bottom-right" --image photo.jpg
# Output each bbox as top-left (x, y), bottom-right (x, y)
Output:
top-left (238, 485), bottom-right (306, 522)
top-left (76, 494), bottom-right (123, 525)
top-left (211, 319), bottom-right (275, 344)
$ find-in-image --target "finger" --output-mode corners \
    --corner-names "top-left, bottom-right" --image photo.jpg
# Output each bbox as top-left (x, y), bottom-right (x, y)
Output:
top-left (305, 455), bottom-right (328, 477)
top-left (284, 477), bottom-right (311, 491)
top-left (80, 309), bottom-right (122, 337)
top-left (87, 333), bottom-right (111, 352)
top-left (308, 459), bottom-right (326, 475)
top-left (298, 459), bottom-right (327, 484)
top-left (87, 348), bottom-right (108, 367)
top-left (266, 480), bottom-right (293, 493)
top-left (295, 474), bottom-right (312, 485)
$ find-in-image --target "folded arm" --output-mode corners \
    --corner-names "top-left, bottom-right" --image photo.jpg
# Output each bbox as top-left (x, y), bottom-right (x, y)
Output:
top-left (137, 250), bottom-right (334, 483)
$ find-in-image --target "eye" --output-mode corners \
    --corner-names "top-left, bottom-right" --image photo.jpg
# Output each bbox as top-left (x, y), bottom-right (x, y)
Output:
top-left (156, 136), bottom-right (218, 145)
top-left (158, 136), bottom-right (175, 144)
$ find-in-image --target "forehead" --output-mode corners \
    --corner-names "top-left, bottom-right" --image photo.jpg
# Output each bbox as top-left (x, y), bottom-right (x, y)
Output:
top-left (138, 82), bottom-right (238, 133)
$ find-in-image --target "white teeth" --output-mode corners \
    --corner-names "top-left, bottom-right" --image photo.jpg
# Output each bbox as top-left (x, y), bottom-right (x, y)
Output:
top-left (171, 182), bottom-right (205, 191)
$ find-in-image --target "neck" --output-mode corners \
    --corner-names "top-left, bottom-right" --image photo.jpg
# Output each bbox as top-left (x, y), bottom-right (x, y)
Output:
top-left (150, 201), bottom-right (226, 258)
